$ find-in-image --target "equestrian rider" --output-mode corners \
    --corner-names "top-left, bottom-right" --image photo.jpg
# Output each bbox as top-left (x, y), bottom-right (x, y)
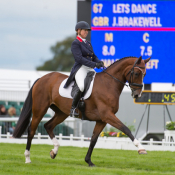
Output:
top-left (64, 21), bottom-right (104, 117)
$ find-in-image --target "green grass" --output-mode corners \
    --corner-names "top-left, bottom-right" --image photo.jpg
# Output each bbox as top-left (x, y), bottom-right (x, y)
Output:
top-left (0, 143), bottom-right (175, 175)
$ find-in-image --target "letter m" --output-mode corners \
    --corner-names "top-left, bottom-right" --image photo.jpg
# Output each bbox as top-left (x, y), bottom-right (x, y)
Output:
top-left (105, 33), bottom-right (113, 42)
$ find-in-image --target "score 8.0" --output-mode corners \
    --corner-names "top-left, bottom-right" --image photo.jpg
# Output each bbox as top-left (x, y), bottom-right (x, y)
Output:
top-left (102, 45), bottom-right (115, 56)
top-left (164, 94), bottom-right (175, 103)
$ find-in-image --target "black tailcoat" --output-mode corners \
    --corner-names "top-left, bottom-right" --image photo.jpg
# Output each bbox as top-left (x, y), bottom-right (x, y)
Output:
top-left (64, 36), bottom-right (100, 88)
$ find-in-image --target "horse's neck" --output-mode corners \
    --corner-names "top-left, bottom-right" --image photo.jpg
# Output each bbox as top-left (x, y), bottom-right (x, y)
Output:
top-left (97, 70), bottom-right (124, 98)
top-left (107, 60), bottom-right (128, 85)
top-left (98, 59), bottom-right (132, 96)
top-left (97, 58), bottom-right (134, 99)
top-left (107, 59), bottom-right (130, 79)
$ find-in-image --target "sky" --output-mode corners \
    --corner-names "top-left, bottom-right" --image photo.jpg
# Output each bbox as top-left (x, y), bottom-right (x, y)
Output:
top-left (0, 0), bottom-right (77, 70)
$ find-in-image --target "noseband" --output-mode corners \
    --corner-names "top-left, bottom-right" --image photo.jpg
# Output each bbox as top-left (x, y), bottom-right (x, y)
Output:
top-left (102, 59), bottom-right (146, 91)
top-left (126, 59), bottom-right (146, 91)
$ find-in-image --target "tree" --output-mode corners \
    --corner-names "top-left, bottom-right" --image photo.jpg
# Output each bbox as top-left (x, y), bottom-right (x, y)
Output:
top-left (36, 36), bottom-right (75, 71)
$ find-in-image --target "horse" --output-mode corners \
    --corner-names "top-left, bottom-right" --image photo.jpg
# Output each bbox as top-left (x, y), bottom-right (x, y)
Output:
top-left (13, 56), bottom-right (151, 166)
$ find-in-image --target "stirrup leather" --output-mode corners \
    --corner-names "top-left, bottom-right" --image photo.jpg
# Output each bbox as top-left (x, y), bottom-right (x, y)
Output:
top-left (70, 108), bottom-right (79, 117)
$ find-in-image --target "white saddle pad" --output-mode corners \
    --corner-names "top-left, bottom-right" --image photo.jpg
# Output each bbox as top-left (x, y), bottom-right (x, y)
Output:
top-left (59, 73), bottom-right (96, 100)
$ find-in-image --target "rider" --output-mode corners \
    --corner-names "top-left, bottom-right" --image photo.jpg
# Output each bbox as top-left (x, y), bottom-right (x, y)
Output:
top-left (64, 21), bottom-right (104, 117)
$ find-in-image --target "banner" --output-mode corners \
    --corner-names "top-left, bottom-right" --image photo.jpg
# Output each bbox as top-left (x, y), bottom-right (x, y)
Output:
top-left (91, 0), bottom-right (175, 83)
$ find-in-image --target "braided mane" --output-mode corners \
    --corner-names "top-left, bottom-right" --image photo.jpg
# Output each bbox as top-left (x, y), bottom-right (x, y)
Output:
top-left (105, 56), bottom-right (138, 70)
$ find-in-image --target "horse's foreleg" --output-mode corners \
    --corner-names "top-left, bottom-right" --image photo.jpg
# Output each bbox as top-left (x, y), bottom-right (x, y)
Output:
top-left (102, 112), bottom-right (147, 154)
top-left (85, 121), bottom-right (106, 167)
top-left (44, 109), bottom-right (68, 159)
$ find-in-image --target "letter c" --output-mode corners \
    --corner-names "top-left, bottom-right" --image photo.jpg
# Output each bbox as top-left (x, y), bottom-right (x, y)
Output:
top-left (143, 33), bottom-right (149, 43)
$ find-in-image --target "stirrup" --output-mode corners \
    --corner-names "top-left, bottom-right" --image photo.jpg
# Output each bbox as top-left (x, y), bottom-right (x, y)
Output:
top-left (70, 108), bottom-right (79, 118)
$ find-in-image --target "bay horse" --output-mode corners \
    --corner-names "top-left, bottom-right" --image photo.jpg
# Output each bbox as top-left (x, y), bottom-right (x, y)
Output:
top-left (13, 56), bottom-right (151, 166)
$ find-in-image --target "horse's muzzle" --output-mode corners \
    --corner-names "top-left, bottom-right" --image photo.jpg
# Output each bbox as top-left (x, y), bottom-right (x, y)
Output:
top-left (134, 94), bottom-right (139, 99)
top-left (131, 89), bottom-right (141, 99)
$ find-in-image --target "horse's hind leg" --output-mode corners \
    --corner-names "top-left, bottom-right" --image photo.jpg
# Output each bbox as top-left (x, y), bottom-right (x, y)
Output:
top-left (25, 104), bottom-right (49, 163)
top-left (44, 107), bottom-right (68, 159)
top-left (85, 121), bottom-right (106, 167)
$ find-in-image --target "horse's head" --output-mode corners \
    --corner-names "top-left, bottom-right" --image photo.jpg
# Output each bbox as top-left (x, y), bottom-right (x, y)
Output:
top-left (125, 56), bottom-right (151, 99)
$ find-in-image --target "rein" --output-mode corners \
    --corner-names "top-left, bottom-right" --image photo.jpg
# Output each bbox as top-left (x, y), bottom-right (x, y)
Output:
top-left (102, 68), bottom-right (129, 87)
top-left (101, 58), bottom-right (146, 91)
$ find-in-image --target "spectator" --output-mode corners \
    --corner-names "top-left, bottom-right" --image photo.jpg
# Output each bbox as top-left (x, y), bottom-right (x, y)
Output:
top-left (7, 107), bottom-right (16, 134)
top-left (0, 105), bottom-right (7, 132)
top-left (0, 105), bottom-right (7, 116)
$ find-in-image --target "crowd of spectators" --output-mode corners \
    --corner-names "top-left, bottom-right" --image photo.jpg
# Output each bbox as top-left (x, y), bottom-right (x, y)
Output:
top-left (0, 104), bottom-right (18, 134)
top-left (0, 101), bottom-right (51, 135)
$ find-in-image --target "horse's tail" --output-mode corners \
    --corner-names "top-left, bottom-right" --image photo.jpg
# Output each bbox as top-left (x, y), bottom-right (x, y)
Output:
top-left (13, 79), bottom-right (40, 138)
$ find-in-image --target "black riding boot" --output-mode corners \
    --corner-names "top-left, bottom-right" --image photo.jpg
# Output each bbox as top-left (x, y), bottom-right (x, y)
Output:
top-left (70, 90), bottom-right (82, 117)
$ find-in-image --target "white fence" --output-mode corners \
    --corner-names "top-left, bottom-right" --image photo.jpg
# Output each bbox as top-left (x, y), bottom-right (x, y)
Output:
top-left (1, 131), bottom-right (175, 151)
top-left (1, 128), bottom-right (175, 151)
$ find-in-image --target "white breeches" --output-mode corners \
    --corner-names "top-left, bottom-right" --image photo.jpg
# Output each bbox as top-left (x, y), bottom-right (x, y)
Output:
top-left (75, 65), bottom-right (95, 92)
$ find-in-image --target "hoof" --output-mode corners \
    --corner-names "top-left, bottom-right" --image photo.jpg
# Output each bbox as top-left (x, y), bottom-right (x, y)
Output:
top-left (89, 164), bottom-right (95, 167)
top-left (89, 163), bottom-right (95, 167)
top-left (25, 160), bottom-right (31, 164)
top-left (50, 150), bottom-right (57, 159)
top-left (138, 149), bottom-right (147, 154)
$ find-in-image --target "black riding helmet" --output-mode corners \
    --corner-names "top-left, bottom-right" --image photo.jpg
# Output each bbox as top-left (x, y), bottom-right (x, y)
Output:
top-left (75, 21), bottom-right (91, 31)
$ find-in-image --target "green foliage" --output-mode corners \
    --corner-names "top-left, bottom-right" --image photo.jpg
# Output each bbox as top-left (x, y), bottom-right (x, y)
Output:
top-left (1, 143), bottom-right (175, 175)
top-left (166, 121), bottom-right (175, 130)
top-left (36, 36), bottom-right (75, 71)
top-left (105, 124), bottom-right (135, 132)
top-left (128, 124), bottom-right (136, 132)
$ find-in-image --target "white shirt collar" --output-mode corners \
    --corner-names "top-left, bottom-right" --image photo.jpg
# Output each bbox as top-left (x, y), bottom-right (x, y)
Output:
top-left (78, 35), bottom-right (86, 43)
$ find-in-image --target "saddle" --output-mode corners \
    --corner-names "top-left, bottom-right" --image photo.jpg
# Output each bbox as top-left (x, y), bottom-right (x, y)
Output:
top-left (59, 71), bottom-right (95, 121)
top-left (71, 71), bottom-right (95, 98)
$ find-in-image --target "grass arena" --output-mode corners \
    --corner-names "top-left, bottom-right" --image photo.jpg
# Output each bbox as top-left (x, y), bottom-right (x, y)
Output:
top-left (1, 0), bottom-right (175, 175)
top-left (1, 143), bottom-right (175, 175)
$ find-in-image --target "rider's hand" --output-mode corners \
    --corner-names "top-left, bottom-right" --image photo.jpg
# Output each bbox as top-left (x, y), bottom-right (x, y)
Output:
top-left (99, 61), bottom-right (104, 67)
top-left (95, 62), bottom-right (104, 69)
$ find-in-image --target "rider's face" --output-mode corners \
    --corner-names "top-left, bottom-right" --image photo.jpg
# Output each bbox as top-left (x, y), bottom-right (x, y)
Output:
top-left (78, 29), bottom-right (88, 39)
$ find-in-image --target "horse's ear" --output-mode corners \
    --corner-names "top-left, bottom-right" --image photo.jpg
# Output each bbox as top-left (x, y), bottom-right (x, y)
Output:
top-left (144, 57), bottom-right (151, 64)
top-left (136, 56), bottom-right (142, 64)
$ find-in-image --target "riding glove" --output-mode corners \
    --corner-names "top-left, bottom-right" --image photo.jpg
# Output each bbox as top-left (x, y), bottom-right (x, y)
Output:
top-left (95, 61), bottom-right (104, 69)
top-left (100, 61), bottom-right (104, 67)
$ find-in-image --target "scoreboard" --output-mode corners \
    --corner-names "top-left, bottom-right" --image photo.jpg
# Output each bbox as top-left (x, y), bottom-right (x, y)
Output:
top-left (134, 91), bottom-right (175, 105)
top-left (91, 0), bottom-right (175, 84)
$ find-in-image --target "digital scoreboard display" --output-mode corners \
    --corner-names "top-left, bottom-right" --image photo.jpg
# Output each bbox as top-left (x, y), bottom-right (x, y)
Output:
top-left (91, 0), bottom-right (175, 84)
top-left (134, 91), bottom-right (175, 105)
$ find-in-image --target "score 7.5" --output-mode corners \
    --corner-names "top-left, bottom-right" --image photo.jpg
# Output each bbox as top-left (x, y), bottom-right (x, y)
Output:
top-left (140, 46), bottom-right (152, 56)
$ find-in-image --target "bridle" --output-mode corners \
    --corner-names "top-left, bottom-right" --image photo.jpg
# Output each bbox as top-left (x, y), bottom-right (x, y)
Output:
top-left (126, 59), bottom-right (146, 91)
top-left (102, 58), bottom-right (146, 91)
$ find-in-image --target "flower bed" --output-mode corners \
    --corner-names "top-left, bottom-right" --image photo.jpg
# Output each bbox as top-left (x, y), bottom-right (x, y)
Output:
top-left (100, 125), bottom-right (135, 138)
top-left (100, 131), bottom-right (127, 137)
